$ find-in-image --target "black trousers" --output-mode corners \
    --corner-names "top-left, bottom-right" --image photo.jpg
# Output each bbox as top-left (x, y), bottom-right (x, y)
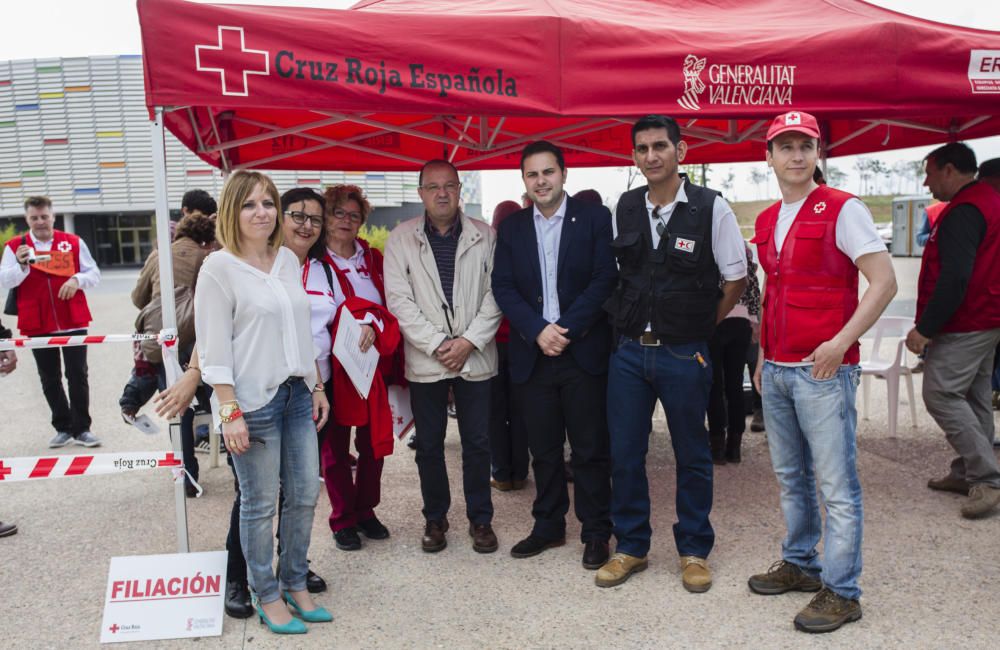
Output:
top-left (518, 354), bottom-right (611, 543)
top-left (410, 377), bottom-right (493, 525)
top-left (707, 318), bottom-right (752, 448)
top-left (489, 342), bottom-right (529, 482)
top-left (31, 329), bottom-right (90, 436)
top-left (226, 456), bottom-right (247, 585)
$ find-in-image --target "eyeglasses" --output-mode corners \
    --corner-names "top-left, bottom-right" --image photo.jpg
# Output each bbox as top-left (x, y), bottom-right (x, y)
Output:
top-left (331, 208), bottom-right (363, 223)
top-left (652, 205), bottom-right (667, 238)
top-left (284, 211), bottom-right (324, 229)
top-left (419, 181), bottom-right (462, 194)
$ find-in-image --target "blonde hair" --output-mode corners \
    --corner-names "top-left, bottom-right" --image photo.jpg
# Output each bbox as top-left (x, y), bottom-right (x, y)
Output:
top-left (323, 184), bottom-right (372, 225)
top-left (215, 171), bottom-right (283, 256)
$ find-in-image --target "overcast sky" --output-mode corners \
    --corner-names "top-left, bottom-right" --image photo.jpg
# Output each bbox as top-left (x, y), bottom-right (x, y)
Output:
top-left (2, 0), bottom-right (997, 209)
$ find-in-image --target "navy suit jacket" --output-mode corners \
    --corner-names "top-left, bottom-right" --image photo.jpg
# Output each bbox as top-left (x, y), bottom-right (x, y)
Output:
top-left (491, 196), bottom-right (618, 384)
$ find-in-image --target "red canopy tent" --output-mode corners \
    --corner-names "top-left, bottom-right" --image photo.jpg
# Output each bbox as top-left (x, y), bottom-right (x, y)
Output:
top-left (138, 0), bottom-right (1000, 171)
top-left (137, 0), bottom-right (1000, 550)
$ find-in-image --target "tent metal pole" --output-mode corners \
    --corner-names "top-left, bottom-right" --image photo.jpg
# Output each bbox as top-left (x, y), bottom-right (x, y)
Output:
top-left (151, 106), bottom-right (190, 554)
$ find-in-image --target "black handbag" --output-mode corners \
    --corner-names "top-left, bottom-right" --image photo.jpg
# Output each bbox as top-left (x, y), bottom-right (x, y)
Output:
top-left (2, 235), bottom-right (26, 316)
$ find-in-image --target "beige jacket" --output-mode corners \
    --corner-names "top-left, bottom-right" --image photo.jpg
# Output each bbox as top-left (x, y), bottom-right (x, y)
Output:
top-left (384, 213), bottom-right (502, 383)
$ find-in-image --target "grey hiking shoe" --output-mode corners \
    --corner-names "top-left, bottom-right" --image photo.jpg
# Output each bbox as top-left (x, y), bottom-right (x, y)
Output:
top-left (74, 431), bottom-right (102, 448)
top-left (48, 432), bottom-right (74, 448)
top-left (793, 588), bottom-right (862, 633)
top-left (748, 560), bottom-right (822, 595)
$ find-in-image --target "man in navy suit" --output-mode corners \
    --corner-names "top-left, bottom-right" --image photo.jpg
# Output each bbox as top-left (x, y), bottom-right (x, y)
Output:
top-left (492, 140), bottom-right (617, 571)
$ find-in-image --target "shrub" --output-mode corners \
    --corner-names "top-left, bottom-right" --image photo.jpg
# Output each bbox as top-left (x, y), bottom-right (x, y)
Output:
top-left (358, 224), bottom-right (390, 252)
top-left (1, 222), bottom-right (25, 247)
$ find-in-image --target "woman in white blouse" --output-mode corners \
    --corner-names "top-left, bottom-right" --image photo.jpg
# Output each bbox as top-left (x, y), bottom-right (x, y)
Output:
top-left (195, 171), bottom-right (331, 634)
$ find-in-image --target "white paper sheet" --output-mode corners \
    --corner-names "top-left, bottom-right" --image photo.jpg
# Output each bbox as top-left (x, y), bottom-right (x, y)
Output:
top-left (332, 305), bottom-right (380, 399)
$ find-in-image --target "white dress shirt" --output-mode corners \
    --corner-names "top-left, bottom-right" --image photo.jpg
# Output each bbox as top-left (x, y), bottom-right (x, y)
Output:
top-left (533, 193), bottom-right (567, 323)
top-left (196, 247), bottom-right (319, 429)
top-left (301, 257), bottom-right (345, 384)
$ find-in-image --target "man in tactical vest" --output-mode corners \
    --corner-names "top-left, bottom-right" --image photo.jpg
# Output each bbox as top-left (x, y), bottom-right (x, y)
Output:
top-left (596, 115), bottom-right (748, 593)
top-left (748, 111), bottom-right (896, 633)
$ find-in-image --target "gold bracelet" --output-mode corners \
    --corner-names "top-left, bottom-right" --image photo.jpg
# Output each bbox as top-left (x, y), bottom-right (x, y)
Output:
top-left (312, 383), bottom-right (325, 393)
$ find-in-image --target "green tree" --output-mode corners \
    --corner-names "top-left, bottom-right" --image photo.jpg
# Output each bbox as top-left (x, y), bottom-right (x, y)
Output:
top-left (826, 165), bottom-right (848, 188)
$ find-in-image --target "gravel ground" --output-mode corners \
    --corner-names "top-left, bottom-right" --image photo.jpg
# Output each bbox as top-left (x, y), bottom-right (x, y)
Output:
top-left (1, 258), bottom-right (997, 649)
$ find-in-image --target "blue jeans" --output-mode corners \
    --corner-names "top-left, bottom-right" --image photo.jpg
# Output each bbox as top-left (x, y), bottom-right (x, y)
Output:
top-left (607, 339), bottom-right (714, 559)
top-left (230, 379), bottom-right (319, 605)
top-left (762, 362), bottom-right (863, 601)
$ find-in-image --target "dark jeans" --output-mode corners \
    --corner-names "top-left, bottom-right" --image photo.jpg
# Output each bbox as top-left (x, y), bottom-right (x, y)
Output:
top-left (708, 318), bottom-right (752, 449)
top-left (31, 329), bottom-right (90, 436)
top-left (119, 366), bottom-right (160, 413)
top-left (156, 368), bottom-right (205, 483)
top-left (410, 377), bottom-right (493, 525)
top-left (226, 456), bottom-right (247, 585)
top-left (489, 342), bottom-right (529, 482)
top-left (518, 354), bottom-right (611, 543)
top-left (747, 337), bottom-right (763, 412)
top-left (607, 338), bottom-right (714, 559)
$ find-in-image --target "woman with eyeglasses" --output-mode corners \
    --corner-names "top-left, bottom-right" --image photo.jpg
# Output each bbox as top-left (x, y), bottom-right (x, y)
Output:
top-left (194, 171), bottom-right (331, 634)
top-left (320, 183), bottom-right (403, 552)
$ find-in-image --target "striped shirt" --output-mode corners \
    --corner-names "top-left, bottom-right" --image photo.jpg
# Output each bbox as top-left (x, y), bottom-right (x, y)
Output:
top-left (424, 216), bottom-right (463, 308)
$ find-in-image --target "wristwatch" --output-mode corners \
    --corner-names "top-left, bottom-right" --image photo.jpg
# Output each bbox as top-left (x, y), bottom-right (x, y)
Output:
top-left (219, 402), bottom-right (243, 424)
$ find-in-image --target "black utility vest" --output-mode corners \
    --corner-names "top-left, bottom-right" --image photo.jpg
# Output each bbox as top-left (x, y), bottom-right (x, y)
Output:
top-left (604, 180), bottom-right (722, 342)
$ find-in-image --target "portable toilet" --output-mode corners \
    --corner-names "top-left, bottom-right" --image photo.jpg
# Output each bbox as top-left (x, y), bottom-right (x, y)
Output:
top-left (891, 195), bottom-right (932, 257)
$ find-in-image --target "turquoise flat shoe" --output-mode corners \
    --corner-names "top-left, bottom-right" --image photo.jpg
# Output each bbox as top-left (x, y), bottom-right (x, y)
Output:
top-left (283, 590), bottom-right (334, 623)
top-left (254, 596), bottom-right (308, 634)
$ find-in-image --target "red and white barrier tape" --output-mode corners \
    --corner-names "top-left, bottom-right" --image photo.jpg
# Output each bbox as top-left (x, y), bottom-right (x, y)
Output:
top-left (0, 331), bottom-right (176, 351)
top-left (0, 451), bottom-right (202, 495)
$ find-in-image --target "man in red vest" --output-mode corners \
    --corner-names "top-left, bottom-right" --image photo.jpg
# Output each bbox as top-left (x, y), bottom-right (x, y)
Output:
top-left (906, 143), bottom-right (1000, 519)
top-left (0, 196), bottom-right (101, 448)
top-left (748, 111), bottom-right (897, 633)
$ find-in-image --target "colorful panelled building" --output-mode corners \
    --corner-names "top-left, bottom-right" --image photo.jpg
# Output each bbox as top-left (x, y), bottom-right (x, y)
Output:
top-left (0, 56), bottom-right (482, 267)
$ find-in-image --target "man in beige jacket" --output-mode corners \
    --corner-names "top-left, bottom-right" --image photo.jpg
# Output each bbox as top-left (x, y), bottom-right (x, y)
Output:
top-left (385, 159), bottom-right (503, 555)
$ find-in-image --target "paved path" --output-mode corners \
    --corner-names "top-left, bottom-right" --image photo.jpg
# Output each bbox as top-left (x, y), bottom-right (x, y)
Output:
top-left (1, 257), bottom-right (997, 648)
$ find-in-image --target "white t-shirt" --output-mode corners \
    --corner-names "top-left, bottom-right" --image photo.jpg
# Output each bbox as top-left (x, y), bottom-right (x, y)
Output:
top-left (196, 247), bottom-right (319, 429)
top-left (327, 241), bottom-right (383, 306)
top-left (774, 197), bottom-right (886, 262)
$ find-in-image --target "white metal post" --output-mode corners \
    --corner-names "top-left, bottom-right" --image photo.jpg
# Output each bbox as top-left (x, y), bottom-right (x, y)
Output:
top-left (151, 106), bottom-right (190, 553)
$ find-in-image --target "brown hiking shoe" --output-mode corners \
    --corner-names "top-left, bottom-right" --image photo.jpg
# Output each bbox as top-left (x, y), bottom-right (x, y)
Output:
top-left (961, 484), bottom-right (1000, 519)
top-left (927, 475), bottom-right (971, 496)
top-left (793, 588), bottom-right (862, 633)
top-left (750, 409), bottom-right (765, 432)
top-left (595, 552), bottom-right (648, 588)
top-left (680, 556), bottom-right (712, 593)
top-left (748, 560), bottom-right (822, 595)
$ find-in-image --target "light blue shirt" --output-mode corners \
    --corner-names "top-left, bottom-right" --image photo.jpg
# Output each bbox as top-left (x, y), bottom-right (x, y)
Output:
top-left (533, 193), bottom-right (568, 323)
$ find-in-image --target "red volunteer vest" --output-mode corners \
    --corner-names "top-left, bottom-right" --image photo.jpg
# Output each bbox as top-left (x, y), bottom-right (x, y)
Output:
top-left (752, 185), bottom-right (860, 365)
top-left (5, 230), bottom-right (92, 336)
top-left (916, 181), bottom-right (1000, 333)
top-left (324, 238), bottom-right (386, 303)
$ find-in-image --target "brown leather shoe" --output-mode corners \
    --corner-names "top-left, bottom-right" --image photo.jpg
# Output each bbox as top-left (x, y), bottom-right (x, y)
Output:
top-left (927, 475), bottom-right (971, 496)
top-left (595, 552), bottom-right (648, 587)
top-left (421, 518), bottom-right (449, 553)
top-left (680, 556), bottom-right (712, 593)
top-left (490, 478), bottom-right (513, 491)
top-left (511, 479), bottom-right (527, 490)
top-left (469, 523), bottom-right (498, 553)
top-left (794, 588), bottom-right (862, 633)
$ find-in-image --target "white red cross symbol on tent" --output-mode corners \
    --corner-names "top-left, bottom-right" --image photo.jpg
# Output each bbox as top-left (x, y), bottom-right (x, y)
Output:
top-left (0, 460), bottom-right (11, 480)
top-left (195, 26), bottom-right (270, 97)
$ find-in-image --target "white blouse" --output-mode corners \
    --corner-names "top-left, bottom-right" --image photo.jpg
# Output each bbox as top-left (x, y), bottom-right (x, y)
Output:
top-left (196, 247), bottom-right (319, 429)
top-left (301, 257), bottom-right (344, 383)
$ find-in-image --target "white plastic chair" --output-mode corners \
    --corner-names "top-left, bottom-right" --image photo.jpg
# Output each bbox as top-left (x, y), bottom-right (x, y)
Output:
top-left (860, 316), bottom-right (917, 437)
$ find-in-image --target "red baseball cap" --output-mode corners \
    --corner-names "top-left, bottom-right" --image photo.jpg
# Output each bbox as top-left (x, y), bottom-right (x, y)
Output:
top-left (766, 111), bottom-right (820, 141)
